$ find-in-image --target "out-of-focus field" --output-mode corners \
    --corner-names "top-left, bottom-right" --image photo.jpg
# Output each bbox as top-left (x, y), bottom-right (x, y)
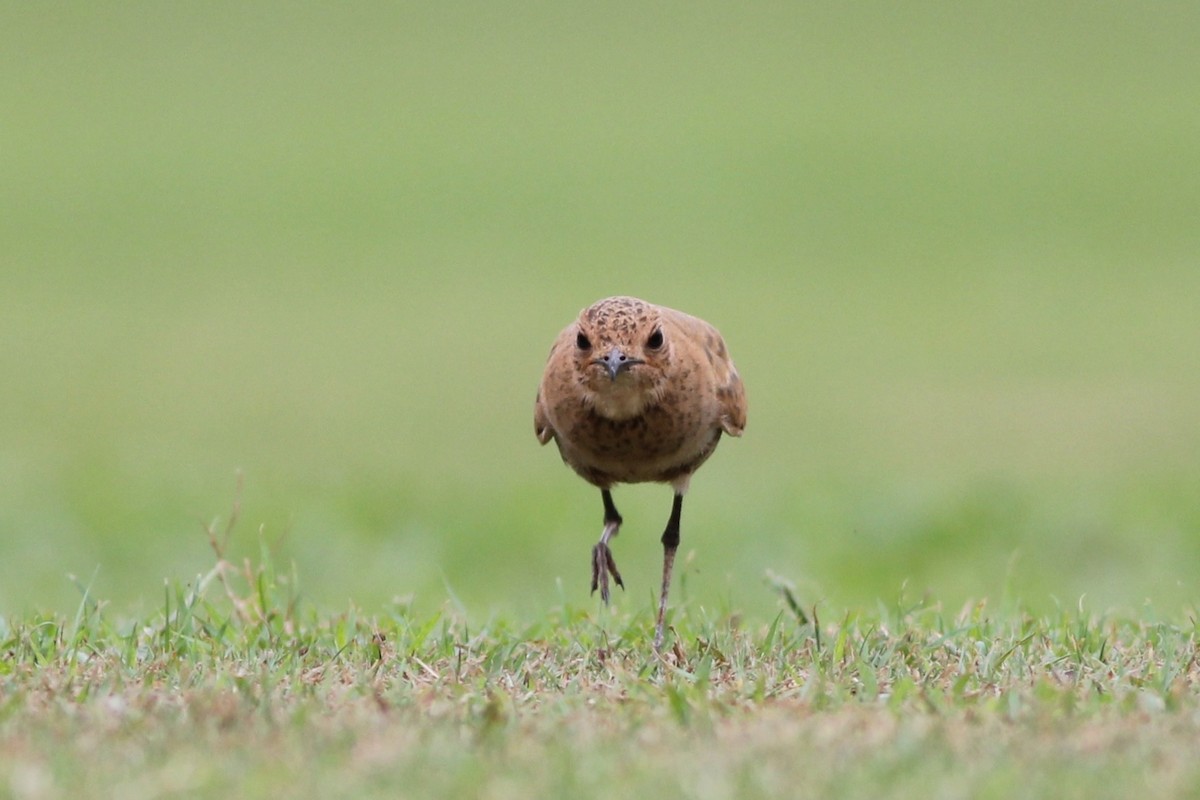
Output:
top-left (2, 3), bottom-right (1198, 623)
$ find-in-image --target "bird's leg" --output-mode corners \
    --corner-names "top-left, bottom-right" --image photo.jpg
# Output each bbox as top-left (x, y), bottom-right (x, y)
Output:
top-left (653, 493), bottom-right (684, 650)
top-left (591, 489), bottom-right (625, 604)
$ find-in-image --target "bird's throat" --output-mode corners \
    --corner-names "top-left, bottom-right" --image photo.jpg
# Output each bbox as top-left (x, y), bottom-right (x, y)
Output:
top-left (589, 383), bottom-right (653, 421)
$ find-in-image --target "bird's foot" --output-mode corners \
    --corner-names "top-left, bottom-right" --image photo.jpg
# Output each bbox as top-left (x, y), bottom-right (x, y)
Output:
top-left (590, 542), bottom-right (625, 604)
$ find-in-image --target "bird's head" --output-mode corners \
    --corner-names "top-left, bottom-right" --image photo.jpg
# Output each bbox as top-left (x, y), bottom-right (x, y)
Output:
top-left (571, 296), bottom-right (670, 419)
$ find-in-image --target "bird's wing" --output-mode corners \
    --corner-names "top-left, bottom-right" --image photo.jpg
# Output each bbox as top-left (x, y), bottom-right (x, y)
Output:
top-left (534, 329), bottom-right (570, 445)
top-left (534, 388), bottom-right (555, 444)
top-left (663, 307), bottom-right (747, 437)
top-left (716, 363), bottom-right (747, 437)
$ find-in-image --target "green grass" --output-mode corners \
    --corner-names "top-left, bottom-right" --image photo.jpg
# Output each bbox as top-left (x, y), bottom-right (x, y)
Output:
top-left (4, 535), bottom-right (1200, 798)
top-left (3, 2), bottom-right (1200, 795)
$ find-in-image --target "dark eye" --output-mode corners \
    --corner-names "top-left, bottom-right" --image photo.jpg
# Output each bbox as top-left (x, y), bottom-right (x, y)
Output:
top-left (646, 328), bottom-right (664, 349)
top-left (576, 331), bottom-right (592, 350)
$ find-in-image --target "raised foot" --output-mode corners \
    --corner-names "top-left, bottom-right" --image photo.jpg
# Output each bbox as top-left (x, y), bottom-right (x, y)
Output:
top-left (590, 541), bottom-right (625, 604)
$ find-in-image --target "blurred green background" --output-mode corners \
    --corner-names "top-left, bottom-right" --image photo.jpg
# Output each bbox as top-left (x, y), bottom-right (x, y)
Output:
top-left (2, 3), bottom-right (1198, 621)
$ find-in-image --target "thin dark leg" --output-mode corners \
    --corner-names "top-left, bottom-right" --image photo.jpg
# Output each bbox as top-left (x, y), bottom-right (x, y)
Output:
top-left (601, 489), bottom-right (620, 526)
top-left (591, 489), bottom-right (625, 604)
top-left (653, 493), bottom-right (684, 650)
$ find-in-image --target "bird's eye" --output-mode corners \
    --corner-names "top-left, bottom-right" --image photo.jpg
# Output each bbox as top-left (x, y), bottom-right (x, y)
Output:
top-left (576, 331), bottom-right (592, 350)
top-left (646, 328), bottom-right (664, 349)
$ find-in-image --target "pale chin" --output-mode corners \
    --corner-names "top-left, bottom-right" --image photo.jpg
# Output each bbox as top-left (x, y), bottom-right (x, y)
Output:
top-left (587, 382), bottom-right (653, 420)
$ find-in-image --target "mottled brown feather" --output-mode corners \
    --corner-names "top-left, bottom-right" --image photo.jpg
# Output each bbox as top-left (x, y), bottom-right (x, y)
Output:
top-left (534, 296), bottom-right (746, 491)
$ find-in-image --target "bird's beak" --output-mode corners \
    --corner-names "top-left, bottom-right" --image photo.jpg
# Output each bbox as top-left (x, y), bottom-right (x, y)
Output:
top-left (596, 348), bottom-right (642, 381)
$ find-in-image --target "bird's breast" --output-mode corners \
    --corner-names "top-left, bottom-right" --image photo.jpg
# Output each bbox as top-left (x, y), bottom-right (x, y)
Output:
top-left (555, 396), bottom-right (721, 486)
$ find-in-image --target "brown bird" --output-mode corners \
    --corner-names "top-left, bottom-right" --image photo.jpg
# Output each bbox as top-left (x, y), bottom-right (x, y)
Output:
top-left (534, 296), bottom-right (746, 649)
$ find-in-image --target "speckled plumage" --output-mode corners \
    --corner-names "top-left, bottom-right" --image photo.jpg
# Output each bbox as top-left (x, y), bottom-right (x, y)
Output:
top-left (534, 296), bottom-right (746, 649)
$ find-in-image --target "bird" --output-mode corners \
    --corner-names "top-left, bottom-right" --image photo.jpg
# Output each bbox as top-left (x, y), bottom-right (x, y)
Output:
top-left (534, 296), bottom-right (746, 650)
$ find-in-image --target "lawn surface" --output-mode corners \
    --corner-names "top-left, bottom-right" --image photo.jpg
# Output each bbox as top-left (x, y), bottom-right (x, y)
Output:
top-left (4, 540), bottom-right (1200, 798)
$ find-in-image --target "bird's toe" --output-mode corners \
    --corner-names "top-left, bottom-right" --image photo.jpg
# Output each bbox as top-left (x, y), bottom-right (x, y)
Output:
top-left (591, 542), bottom-right (608, 603)
top-left (604, 546), bottom-right (624, 590)
top-left (591, 542), bottom-right (623, 605)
